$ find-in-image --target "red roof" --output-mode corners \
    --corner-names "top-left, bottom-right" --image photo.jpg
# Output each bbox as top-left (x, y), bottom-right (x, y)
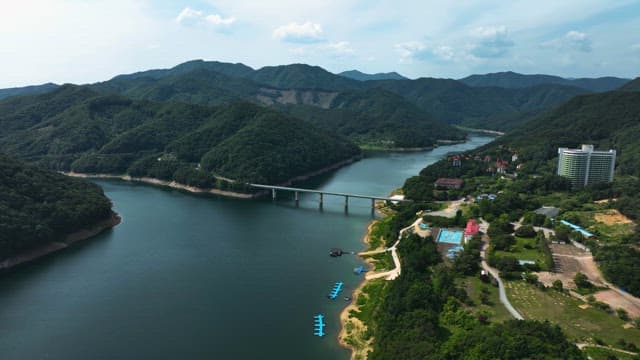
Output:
top-left (465, 219), bottom-right (480, 236)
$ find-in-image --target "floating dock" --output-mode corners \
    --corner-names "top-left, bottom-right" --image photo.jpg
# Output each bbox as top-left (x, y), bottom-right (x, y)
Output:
top-left (353, 266), bottom-right (368, 275)
top-left (328, 281), bottom-right (344, 299)
top-left (313, 314), bottom-right (325, 337)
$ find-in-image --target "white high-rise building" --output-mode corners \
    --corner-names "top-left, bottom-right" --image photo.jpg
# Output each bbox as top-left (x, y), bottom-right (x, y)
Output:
top-left (557, 144), bottom-right (616, 188)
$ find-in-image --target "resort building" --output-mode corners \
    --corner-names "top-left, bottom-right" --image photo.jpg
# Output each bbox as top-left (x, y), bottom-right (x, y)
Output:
top-left (557, 144), bottom-right (616, 188)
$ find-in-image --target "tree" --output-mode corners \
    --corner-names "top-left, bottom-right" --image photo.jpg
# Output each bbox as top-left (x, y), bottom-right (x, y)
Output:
top-left (552, 280), bottom-right (564, 292)
top-left (574, 272), bottom-right (591, 288)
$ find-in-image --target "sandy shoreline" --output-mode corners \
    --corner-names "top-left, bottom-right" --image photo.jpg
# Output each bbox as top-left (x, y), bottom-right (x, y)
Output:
top-left (63, 156), bottom-right (362, 199)
top-left (338, 220), bottom-right (379, 360)
top-left (64, 173), bottom-right (257, 199)
top-left (0, 212), bottom-right (121, 271)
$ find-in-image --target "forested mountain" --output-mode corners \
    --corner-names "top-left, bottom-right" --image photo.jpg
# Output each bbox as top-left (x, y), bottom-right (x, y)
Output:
top-left (246, 63), bottom-right (363, 91)
top-left (497, 91), bottom-right (640, 177)
top-left (366, 78), bottom-right (589, 130)
top-left (338, 69), bottom-right (407, 81)
top-left (460, 71), bottom-right (629, 92)
top-left (620, 77), bottom-right (640, 91)
top-left (280, 88), bottom-right (465, 148)
top-left (0, 85), bottom-right (360, 187)
top-left (91, 65), bottom-right (463, 148)
top-left (103, 59), bottom-right (254, 83)
top-left (0, 82), bottom-right (59, 100)
top-left (0, 154), bottom-right (113, 261)
top-left (88, 60), bottom-right (599, 134)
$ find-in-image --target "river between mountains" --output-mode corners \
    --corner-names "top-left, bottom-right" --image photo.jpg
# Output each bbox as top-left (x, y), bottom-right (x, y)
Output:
top-left (0, 135), bottom-right (493, 359)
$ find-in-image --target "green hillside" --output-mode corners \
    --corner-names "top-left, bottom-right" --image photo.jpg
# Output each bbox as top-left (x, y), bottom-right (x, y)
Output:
top-left (0, 154), bottom-right (113, 261)
top-left (246, 63), bottom-right (363, 91)
top-left (0, 86), bottom-right (360, 188)
top-left (367, 78), bottom-right (589, 130)
top-left (0, 82), bottom-right (59, 100)
top-left (460, 71), bottom-right (629, 92)
top-left (338, 69), bottom-right (407, 81)
top-left (620, 77), bottom-right (640, 91)
top-left (282, 88), bottom-right (465, 148)
top-left (497, 91), bottom-right (640, 177)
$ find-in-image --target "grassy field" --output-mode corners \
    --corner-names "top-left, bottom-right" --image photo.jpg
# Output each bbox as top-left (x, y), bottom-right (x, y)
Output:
top-left (494, 236), bottom-right (550, 270)
top-left (505, 280), bottom-right (640, 347)
top-left (459, 276), bottom-right (514, 323)
top-left (582, 346), bottom-right (638, 360)
top-left (561, 209), bottom-right (636, 243)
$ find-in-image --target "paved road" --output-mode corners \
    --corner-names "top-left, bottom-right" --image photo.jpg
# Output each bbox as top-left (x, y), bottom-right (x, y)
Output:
top-left (360, 218), bottom-right (420, 281)
top-left (479, 219), bottom-right (524, 320)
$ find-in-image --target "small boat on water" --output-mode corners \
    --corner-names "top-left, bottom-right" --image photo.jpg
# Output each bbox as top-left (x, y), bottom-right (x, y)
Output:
top-left (329, 248), bottom-right (343, 257)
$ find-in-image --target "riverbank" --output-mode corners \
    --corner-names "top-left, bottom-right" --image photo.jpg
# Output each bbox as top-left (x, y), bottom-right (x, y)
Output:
top-left (64, 156), bottom-right (362, 200)
top-left (65, 173), bottom-right (257, 199)
top-left (453, 125), bottom-right (505, 136)
top-left (338, 220), bottom-right (379, 360)
top-left (0, 212), bottom-right (121, 271)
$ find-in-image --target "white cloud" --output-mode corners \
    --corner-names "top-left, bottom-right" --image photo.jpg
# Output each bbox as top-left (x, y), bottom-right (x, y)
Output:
top-left (631, 44), bottom-right (640, 52)
top-left (542, 30), bottom-right (592, 52)
top-left (205, 14), bottom-right (236, 26)
top-left (175, 7), bottom-right (236, 29)
top-left (395, 41), bottom-right (454, 63)
top-left (273, 22), bottom-right (324, 43)
top-left (175, 7), bottom-right (203, 24)
top-left (468, 25), bottom-right (514, 58)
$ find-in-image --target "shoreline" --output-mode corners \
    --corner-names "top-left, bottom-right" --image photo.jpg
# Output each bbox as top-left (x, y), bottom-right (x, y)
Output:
top-left (0, 212), bottom-right (121, 271)
top-left (64, 173), bottom-right (257, 199)
top-left (64, 156), bottom-right (362, 199)
top-left (338, 220), bottom-right (380, 359)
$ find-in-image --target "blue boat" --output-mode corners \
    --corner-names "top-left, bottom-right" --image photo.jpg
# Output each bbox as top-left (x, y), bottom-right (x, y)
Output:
top-left (313, 314), bottom-right (325, 337)
top-left (328, 281), bottom-right (344, 299)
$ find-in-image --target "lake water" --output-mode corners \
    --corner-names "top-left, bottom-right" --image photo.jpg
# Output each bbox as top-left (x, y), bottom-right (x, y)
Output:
top-left (0, 135), bottom-right (493, 359)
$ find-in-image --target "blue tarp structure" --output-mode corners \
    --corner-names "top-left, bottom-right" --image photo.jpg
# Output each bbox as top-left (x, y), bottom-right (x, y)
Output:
top-left (559, 220), bottom-right (594, 238)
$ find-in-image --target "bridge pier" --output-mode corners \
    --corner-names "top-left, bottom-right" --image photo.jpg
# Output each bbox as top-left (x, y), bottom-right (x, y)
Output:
top-left (319, 193), bottom-right (323, 210)
top-left (294, 191), bottom-right (299, 207)
top-left (371, 198), bottom-right (376, 217)
top-left (272, 188), bottom-right (276, 201)
top-left (344, 195), bottom-right (349, 212)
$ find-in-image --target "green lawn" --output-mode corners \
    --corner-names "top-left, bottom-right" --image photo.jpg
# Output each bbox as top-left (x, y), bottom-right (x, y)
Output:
top-left (505, 281), bottom-right (640, 348)
top-left (494, 236), bottom-right (550, 269)
top-left (458, 276), bottom-right (514, 323)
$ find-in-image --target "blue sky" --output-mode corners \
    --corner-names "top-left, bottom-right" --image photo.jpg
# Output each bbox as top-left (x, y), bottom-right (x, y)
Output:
top-left (1, 0), bottom-right (639, 87)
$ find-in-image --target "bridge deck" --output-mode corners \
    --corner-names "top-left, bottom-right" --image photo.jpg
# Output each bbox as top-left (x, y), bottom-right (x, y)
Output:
top-left (248, 184), bottom-right (409, 202)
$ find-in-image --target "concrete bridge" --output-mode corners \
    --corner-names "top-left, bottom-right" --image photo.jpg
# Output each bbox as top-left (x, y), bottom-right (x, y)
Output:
top-left (248, 183), bottom-right (410, 211)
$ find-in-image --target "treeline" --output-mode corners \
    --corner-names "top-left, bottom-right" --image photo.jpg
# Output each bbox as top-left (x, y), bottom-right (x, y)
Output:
top-left (594, 245), bottom-right (640, 297)
top-left (0, 154), bottom-right (113, 260)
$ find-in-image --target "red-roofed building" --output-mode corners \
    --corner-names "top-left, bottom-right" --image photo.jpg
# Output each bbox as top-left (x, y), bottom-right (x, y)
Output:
top-left (464, 219), bottom-right (480, 237)
top-left (434, 178), bottom-right (464, 189)
top-left (496, 159), bottom-right (509, 174)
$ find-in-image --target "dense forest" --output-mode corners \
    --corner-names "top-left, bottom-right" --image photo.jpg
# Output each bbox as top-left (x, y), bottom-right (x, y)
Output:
top-left (0, 85), bottom-right (360, 188)
top-left (0, 154), bottom-right (113, 261)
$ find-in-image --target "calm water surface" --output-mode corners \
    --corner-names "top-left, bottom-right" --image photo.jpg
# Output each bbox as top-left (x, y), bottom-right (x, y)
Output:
top-left (0, 135), bottom-right (493, 359)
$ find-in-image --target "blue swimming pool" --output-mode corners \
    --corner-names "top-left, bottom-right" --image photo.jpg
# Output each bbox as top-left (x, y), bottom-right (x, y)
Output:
top-left (437, 229), bottom-right (464, 245)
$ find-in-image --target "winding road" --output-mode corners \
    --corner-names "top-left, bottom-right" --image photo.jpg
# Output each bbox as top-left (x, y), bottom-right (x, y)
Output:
top-left (479, 219), bottom-right (524, 320)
